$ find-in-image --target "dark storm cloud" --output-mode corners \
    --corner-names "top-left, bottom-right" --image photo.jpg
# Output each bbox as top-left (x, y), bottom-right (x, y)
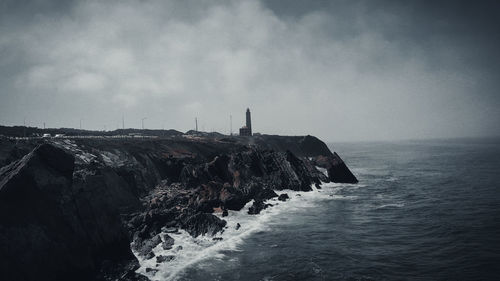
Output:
top-left (265, 0), bottom-right (500, 95)
top-left (266, 1), bottom-right (500, 64)
top-left (0, 0), bottom-right (499, 141)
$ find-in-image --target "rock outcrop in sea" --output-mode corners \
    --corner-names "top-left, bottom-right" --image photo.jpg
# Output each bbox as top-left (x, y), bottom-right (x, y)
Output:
top-left (0, 134), bottom-right (357, 281)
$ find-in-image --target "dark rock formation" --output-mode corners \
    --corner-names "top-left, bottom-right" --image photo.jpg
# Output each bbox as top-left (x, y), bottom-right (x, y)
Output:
top-left (0, 133), bottom-right (357, 280)
top-left (162, 227), bottom-right (179, 233)
top-left (156, 255), bottom-right (175, 263)
top-left (135, 235), bottom-right (162, 258)
top-left (181, 213), bottom-right (227, 237)
top-left (220, 184), bottom-right (247, 210)
top-left (161, 234), bottom-right (175, 250)
top-left (145, 252), bottom-right (155, 260)
top-left (239, 135), bottom-right (358, 184)
top-left (246, 134), bottom-right (332, 157)
top-left (0, 144), bottom-right (134, 281)
top-left (248, 199), bottom-right (272, 215)
top-left (278, 193), bottom-right (290, 201)
top-left (314, 153), bottom-right (358, 184)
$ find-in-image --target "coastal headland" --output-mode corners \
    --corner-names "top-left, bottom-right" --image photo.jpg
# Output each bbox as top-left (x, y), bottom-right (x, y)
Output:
top-left (0, 131), bottom-right (357, 280)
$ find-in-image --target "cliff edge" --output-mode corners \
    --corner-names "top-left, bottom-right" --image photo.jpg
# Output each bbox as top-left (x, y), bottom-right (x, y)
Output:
top-left (0, 135), bottom-right (357, 280)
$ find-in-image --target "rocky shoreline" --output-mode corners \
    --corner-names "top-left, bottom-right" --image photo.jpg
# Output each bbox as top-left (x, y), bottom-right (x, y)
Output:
top-left (0, 135), bottom-right (357, 281)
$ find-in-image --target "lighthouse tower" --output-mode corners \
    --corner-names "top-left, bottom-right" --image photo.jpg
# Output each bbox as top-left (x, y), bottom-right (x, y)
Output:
top-left (239, 108), bottom-right (252, 136)
top-left (246, 108), bottom-right (252, 136)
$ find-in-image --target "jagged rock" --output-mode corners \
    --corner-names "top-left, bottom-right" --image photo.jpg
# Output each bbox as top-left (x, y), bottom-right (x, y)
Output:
top-left (179, 164), bottom-right (206, 189)
top-left (156, 255), bottom-right (175, 263)
top-left (278, 193), bottom-right (289, 201)
top-left (259, 151), bottom-right (310, 191)
top-left (314, 153), bottom-right (358, 184)
top-left (0, 144), bottom-right (134, 281)
top-left (98, 259), bottom-right (149, 281)
top-left (206, 155), bottom-right (232, 183)
top-left (189, 182), bottom-right (223, 212)
top-left (286, 151), bottom-right (316, 191)
top-left (0, 133), bottom-right (357, 279)
top-left (135, 235), bottom-right (162, 257)
top-left (161, 227), bottom-right (179, 233)
top-left (161, 234), bottom-right (175, 250)
top-left (327, 153), bottom-right (358, 183)
top-left (222, 209), bottom-right (228, 217)
top-left (236, 223), bottom-right (241, 230)
top-left (256, 188), bottom-right (279, 201)
top-left (145, 252), bottom-right (155, 260)
top-left (248, 200), bottom-right (272, 215)
top-left (181, 213), bottom-right (227, 237)
top-left (135, 207), bottom-right (181, 238)
top-left (219, 184), bottom-right (247, 210)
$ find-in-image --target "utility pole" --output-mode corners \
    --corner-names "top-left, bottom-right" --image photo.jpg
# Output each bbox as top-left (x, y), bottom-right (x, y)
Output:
top-left (79, 119), bottom-right (83, 130)
top-left (122, 114), bottom-right (125, 130)
top-left (141, 117), bottom-right (147, 130)
top-left (43, 122), bottom-right (46, 129)
top-left (230, 114), bottom-right (232, 136)
top-left (195, 117), bottom-right (198, 132)
top-left (23, 117), bottom-right (26, 138)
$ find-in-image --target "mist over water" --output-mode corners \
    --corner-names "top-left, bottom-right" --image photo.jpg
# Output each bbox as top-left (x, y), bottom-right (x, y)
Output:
top-left (138, 138), bottom-right (500, 280)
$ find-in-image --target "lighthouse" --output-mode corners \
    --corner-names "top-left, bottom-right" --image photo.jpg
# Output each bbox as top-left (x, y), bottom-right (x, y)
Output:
top-left (246, 108), bottom-right (252, 136)
top-left (239, 108), bottom-right (252, 136)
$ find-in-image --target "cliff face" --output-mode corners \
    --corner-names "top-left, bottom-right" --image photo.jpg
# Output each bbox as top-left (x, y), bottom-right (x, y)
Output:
top-left (246, 135), bottom-right (358, 183)
top-left (0, 135), bottom-right (357, 280)
top-left (0, 144), bottom-right (135, 281)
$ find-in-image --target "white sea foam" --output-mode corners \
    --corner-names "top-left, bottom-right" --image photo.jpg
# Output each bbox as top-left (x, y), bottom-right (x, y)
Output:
top-left (385, 176), bottom-right (398, 182)
top-left (135, 182), bottom-right (358, 281)
top-left (375, 203), bottom-right (405, 209)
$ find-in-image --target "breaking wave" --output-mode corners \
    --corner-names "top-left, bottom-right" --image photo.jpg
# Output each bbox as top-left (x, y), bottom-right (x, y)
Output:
top-left (134, 182), bottom-right (358, 281)
top-left (374, 203), bottom-right (405, 209)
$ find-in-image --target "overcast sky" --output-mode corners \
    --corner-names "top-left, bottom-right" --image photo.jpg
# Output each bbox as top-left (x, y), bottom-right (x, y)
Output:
top-left (1, 0), bottom-right (499, 141)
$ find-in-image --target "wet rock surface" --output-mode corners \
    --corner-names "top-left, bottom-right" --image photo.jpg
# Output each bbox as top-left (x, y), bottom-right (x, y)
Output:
top-left (314, 153), bottom-right (358, 184)
top-left (181, 213), bottom-right (227, 237)
top-left (278, 193), bottom-right (290, 201)
top-left (248, 199), bottom-right (273, 215)
top-left (156, 255), bottom-right (175, 263)
top-left (135, 235), bottom-right (162, 258)
top-left (0, 134), bottom-right (357, 280)
top-left (161, 234), bottom-right (175, 250)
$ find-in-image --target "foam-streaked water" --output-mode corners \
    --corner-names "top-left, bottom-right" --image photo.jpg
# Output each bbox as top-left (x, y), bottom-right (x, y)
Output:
top-left (137, 138), bottom-right (500, 280)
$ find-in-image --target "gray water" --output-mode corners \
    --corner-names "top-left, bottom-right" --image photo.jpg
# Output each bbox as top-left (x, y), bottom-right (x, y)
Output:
top-left (140, 138), bottom-right (500, 281)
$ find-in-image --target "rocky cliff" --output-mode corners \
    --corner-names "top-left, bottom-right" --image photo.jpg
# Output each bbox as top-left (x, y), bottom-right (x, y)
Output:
top-left (0, 135), bottom-right (357, 280)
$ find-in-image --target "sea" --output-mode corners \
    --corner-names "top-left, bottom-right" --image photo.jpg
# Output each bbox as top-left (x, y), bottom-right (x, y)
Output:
top-left (136, 138), bottom-right (500, 281)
